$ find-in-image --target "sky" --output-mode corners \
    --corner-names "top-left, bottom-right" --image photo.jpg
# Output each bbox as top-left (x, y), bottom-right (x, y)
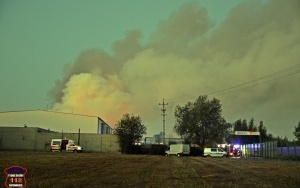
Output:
top-left (1, 0), bottom-right (300, 140)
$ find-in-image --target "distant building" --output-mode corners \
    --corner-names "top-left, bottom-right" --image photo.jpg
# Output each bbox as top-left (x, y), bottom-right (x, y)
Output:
top-left (0, 110), bottom-right (113, 134)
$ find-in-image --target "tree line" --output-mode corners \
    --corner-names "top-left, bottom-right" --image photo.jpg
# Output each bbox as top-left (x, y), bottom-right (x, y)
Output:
top-left (114, 95), bottom-right (300, 153)
top-left (227, 118), bottom-right (273, 145)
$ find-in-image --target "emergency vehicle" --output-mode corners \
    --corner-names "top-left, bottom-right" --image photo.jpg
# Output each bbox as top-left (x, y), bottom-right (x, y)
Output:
top-left (218, 144), bottom-right (242, 157)
top-left (50, 139), bottom-right (83, 153)
top-left (225, 144), bottom-right (234, 157)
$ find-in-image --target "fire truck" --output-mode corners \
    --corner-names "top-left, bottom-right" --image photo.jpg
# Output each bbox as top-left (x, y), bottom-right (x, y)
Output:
top-left (218, 144), bottom-right (242, 157)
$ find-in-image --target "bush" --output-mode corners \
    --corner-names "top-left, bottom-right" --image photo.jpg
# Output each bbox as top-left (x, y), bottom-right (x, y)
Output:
top-left (151, 144), bottom-right (168, 155)
top-left (190, 147), bottom-right (203, 156)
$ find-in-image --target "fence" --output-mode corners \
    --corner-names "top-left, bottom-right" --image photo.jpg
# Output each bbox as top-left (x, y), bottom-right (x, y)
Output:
top-left (241, 141), bottom-right (277, 158)
top-left (277, 146), bottom-right (300, 162)
top-left (241, 141), bottom-right (300, 162)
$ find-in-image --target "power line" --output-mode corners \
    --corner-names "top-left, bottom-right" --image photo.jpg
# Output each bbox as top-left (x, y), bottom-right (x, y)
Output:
top-left (213, 69), bottom-right (300, 97)
top-left (208, 63), bottom-right (300, 96)
top-left (169, 63), bottom-right (300, 103)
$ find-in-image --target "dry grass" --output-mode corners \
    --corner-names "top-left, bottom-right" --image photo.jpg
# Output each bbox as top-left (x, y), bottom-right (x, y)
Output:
top-left (1, 151), bottom-right (300, 188)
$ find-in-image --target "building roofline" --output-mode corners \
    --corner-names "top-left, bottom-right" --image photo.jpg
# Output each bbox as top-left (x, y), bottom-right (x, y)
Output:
top-left (97, 117), bottom-right (113, 129)
top-left (0, 126), bottom-right (58, 132)
top-left (0, 110), bottom-right (111, 127)
top-left (1, 109), bottom-right (97, 118)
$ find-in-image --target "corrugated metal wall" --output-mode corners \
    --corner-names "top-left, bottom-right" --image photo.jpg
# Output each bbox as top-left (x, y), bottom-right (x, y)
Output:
top-left (0, 127), bottom-right (119, 153)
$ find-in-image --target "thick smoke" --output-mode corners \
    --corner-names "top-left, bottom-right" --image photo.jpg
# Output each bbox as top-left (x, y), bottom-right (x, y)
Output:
top-left (49, 0), bottom-right (300, 138)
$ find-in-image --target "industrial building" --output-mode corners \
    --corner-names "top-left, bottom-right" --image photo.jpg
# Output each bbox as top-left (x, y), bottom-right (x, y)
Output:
top-left (0, 110), bottom-right (113, 134)
top-left (0, 110), bottom-right (119, 152)
top-left (0, 126), bottom-right (119, 152)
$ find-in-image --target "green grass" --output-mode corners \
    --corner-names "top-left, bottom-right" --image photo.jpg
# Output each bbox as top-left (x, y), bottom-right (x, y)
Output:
top-left (1, 151), bottom-right (300, 188)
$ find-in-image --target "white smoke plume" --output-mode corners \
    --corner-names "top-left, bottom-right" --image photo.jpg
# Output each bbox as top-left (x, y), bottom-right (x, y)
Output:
top-left (49, 0), bottom-right (300, 138)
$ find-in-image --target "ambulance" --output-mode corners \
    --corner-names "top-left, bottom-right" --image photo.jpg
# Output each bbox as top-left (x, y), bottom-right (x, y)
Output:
top-left (50, 139), bottom-right (83, 153)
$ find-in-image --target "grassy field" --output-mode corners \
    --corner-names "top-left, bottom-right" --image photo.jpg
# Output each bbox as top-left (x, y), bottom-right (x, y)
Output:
top-left (1, 151), bottom-right (300, 188)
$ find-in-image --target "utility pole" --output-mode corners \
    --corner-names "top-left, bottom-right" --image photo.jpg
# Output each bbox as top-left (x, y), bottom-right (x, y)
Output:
top-left (159, 99), bottom-right (168, 144)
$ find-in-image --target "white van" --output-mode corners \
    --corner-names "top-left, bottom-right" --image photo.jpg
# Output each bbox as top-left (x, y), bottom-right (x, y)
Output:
top-left (165, 144), bottom-right (190, 157)
top-left (50, 139), bottom-right (83, 153)
top-left (203, 148), bottom-right (227, 157)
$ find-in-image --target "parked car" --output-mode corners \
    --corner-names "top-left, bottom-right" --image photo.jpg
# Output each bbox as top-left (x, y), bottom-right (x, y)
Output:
top-left (203, 148), bottom-right (227, 157)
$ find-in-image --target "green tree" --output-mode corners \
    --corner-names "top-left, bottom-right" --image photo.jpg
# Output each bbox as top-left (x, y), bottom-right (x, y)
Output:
top-left (242, 119), bottom-right (248, 131)
top-left (258, 121), bottom-right (267, 142)
top-left (115, 114), bottom-right (147, 154)
top-left (294, 121), bottom-right (300, 142)
top-left (248, 118), bottom-right (257, 131)
top-left (276, 136), bottom-right (293, 147)
top-left (234, 119), bottom-right (243, 131)
top-left (174, 95), bottom-right (230, 147)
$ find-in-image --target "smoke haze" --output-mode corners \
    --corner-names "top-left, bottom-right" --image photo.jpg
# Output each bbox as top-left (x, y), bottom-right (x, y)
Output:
top-left (49, 0), bottom-right (300, 139)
